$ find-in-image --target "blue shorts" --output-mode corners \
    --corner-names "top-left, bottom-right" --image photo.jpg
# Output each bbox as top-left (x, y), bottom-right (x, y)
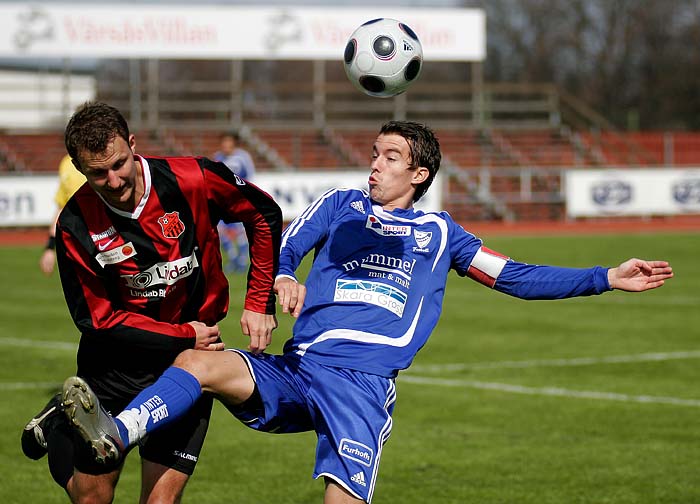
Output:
top-left (229, 350), bottom-right (396, 503)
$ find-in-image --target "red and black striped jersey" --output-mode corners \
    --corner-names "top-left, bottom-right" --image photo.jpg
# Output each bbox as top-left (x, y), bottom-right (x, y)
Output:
top-left (56, 155), bottom-right (281, 396)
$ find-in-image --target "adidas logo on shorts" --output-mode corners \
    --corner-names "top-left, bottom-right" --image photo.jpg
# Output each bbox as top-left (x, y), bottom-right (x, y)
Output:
top-left (351, 471), bottom-right (366, 487)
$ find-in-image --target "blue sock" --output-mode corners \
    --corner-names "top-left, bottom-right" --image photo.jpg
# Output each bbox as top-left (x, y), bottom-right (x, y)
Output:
top-left (115, 367), bottom-right (202, 446)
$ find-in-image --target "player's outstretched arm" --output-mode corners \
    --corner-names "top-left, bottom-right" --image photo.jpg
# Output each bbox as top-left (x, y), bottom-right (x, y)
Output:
top-left (607, 258), bottom-right (673, 292)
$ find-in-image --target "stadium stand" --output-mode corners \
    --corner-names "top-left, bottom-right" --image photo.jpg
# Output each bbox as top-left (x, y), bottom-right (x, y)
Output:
top-left (671, 133), bottom-right (700, 165)
top-left (578, 131), bottom-right (664, 166)
top-left (253, 130), bottom-right (348, 170)
top-left (2, 70), bottom-right (700, 224)
top-left (166, 130), bottom-right (279, 170)
top-left (3, 127), bottom-right (700, 224)
top-left (0, 133), bottom-right (66, 172)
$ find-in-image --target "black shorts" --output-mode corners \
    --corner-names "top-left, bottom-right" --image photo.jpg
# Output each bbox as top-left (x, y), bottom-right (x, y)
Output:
top-left (71, 376), bottom-right (213, 477)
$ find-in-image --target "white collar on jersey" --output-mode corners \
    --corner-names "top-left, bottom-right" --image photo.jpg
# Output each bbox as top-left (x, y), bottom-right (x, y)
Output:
top-left (98, 154), bottom-right (152, 220)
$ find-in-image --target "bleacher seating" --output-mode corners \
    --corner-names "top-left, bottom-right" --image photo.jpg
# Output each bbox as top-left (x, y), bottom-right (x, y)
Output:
top-left (579, 131), bottom-right (662, 166)
top-left (133, 132), bottom-right (173, 158)
top-left (333, 129), bottom-right (375, 167)
top-left (498, 130), bottom-right (580, 166)
top-left (3, 128), bottom-right (700, 223)
top-left (166, 130), bottom-right (276, 170)
top-left (0, 133), bottom-right (66, 172)
top-left (254, 130), bottom-right (346, 170)
top-left (435, 130), bottom-right (492, 167)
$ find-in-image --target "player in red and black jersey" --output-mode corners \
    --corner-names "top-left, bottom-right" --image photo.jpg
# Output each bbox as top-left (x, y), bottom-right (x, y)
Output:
top-left (21, 102), bottom-right (281, 503)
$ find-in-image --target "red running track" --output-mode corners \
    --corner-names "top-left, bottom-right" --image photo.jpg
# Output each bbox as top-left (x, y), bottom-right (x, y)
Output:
top-left (2, 216), bottom-right (699, 246)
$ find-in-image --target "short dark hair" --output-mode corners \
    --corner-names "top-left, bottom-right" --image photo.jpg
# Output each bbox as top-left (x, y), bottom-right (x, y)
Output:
top-left (64, 102), bottom-right (130, 161)
top-left (379, 121), bottom-right (441, 202)
top-left (220, 131), bottom-right (240, 142)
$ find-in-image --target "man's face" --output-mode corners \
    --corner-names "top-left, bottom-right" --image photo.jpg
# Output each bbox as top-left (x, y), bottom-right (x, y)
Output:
top-left (368, 133), bottom-right (427, 210)
top-left (220, 136), bottom-right (236, 155)
top-left (75, 134), bottom-right (141, 212)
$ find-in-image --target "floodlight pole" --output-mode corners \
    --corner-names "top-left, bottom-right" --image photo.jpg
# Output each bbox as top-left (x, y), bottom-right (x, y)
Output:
top-left (146, 59), bottom-right (159, 131)
top-left (230, 59), bottom-right (243, 127)
top-left (472, 61), bottom-right (484, 130)
top-left (129, 59), bottom-right (142, 130)
top-left (313, 60), bottom-right (326, 129)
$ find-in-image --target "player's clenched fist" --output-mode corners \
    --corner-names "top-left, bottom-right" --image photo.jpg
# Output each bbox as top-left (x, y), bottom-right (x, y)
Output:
top-left (274, 276), bottom-right (307, 318)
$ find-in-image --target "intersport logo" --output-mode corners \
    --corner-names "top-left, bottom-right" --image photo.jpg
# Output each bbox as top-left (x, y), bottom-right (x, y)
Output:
top-left (121, 251), bottom-right (199, 290)
top-left (366, 215), bottom-right (410, 237)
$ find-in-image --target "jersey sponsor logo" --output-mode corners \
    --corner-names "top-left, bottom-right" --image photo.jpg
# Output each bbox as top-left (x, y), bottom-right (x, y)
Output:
top-left (121, 251), bottom-right (199, 289)
top-left (129, 288), bottom-right (167, 298)
top-left (158, 211), bottom-right (185, 239)
top-left (91, 226), bottom-right (122, 252)
top-left (339, 438), bottom-right (374, 467)
top-left (342, 253), bottom-right (416, 288)
top-left (335, 279), bottom-right (407, 317)
top-left (233, 173), bottom-right (246, 186)
top-left (95, 241), bottom-right (137, 267)
top-left (366, 215), bottom-right (411, 236)
top-left (90, 226), bottom-right (118, 242)
top-left (350, 200), bottom-right (365, 214)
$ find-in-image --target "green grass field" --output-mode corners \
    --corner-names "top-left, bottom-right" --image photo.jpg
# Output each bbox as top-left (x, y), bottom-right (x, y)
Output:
top-left (1, 231), bottom-right (699, 503)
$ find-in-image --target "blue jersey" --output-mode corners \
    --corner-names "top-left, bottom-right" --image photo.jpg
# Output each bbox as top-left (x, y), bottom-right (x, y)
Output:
top-left (214, 148), bottom-right (255, 181)
top-left (278, 188), bottom-right (611, 378)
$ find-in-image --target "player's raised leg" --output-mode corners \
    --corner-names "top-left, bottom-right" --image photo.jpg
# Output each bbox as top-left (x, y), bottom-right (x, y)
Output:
top-left (63, 349), bottom-right (255, 460)
top-left (62, 377), bottom-right (124, 464)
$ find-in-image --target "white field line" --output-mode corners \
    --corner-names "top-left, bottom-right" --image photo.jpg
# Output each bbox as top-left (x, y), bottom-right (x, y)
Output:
top-left (0, 338), bottom-right (73, 390)
top-left (0, 382), bottom-right (61, 390)
top-left (452, 290), bottom-right (699, 306)
top-left (0, 336), bottom-right (76, 351)
top-left (410, 350), bottom-right (700, 373)
top-left (400, 375), bottom-right (700, 407)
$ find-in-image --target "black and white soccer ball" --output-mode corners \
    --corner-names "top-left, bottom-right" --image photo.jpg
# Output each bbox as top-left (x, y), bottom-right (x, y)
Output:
top-left (343, 18), bottom-right (423, 98)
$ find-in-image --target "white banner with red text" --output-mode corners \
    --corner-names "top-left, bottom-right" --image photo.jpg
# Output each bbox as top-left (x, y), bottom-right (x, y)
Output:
top-left (0, 171), bottom-right (443, 227)
top-left (0, 4), bottom-right (485, 61)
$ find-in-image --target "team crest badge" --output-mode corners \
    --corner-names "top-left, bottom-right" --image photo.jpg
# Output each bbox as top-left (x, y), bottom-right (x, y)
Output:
top-left (158, 211), bottom-right (185, 239)
top-left (414, 230), bottom-right (432, 249)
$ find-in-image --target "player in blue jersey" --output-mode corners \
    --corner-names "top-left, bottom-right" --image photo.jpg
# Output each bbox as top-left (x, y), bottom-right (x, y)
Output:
top-left (213, 131), bottom-right (256, 272)
top-left (60, 121), bottom-right (673, 503)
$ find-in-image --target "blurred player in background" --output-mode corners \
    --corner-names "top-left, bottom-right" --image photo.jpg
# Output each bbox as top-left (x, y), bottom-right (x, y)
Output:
top-left (213, 131), bottom-right (256, 273)
top-left (38, 153), bottom-right (86, 275)
top-left (21, 102), bottom-right (281, 504)
top-left (60, 121), bottom-right (672, 504)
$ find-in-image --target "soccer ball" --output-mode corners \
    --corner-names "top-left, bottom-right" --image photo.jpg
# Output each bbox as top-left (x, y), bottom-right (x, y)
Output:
top-left (343, 18), bottom-right (423, 98)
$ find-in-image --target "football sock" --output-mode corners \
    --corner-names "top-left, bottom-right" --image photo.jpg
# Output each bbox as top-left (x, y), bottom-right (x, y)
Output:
top-left (47, 421), bottom-right (75, 489)
top-left (115, 366), bottom-right (202, 446)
